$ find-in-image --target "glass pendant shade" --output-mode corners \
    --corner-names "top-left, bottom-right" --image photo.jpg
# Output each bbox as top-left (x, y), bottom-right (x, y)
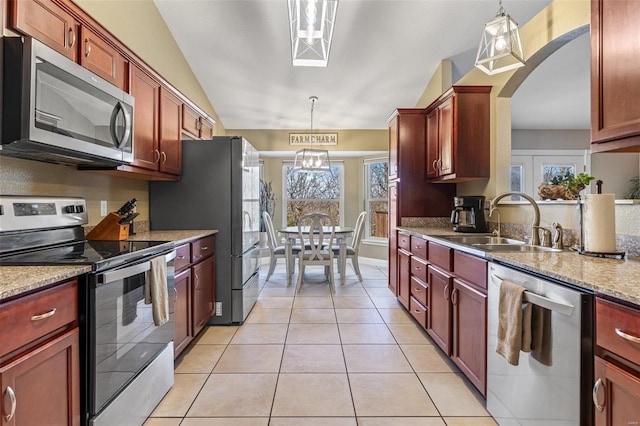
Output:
top-left (293, 148), bottom-right (331, 173)
top-left (475, 8), bottom-right (525, 75)
top-left (288, 0), bottom-right (339, 67)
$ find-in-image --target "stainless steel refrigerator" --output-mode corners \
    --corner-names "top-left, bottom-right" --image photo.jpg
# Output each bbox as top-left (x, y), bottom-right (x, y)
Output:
top-left (149, 136), bottom-right (260, 324)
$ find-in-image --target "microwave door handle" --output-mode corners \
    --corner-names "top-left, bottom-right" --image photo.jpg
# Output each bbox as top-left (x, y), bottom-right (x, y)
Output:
top-left (110, 101), bottom-right (131, 149)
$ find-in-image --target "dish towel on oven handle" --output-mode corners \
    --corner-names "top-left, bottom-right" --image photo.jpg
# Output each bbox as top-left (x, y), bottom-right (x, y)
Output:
top-left (144, 255), bottom-right (169, 326)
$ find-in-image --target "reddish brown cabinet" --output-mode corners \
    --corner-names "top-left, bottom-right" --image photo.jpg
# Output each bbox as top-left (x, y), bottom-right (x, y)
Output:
top-left (10, 0), bottom-right (79, 61)
top-left (172, 236), bottom-right (216, 359)
top-left (0, 279), bottom-right (80, 426)
top-left (594, 298), bottom-right (640, 422)
top-left (397, 247), bottom-right (411, 310)
top-left (158, 88), bottom-right (183, 176)
top-left (591, 0), bottom-right (640, 152)
top-left (427, 264), bottom-right (453, 355)
top-left (181, 104), bottom-right (213, 140)
top-left (425, 86), bottom-right (491, 182)
top-left (79, 26), bottom-right (128, 90)
top-left (129, 65), bottom-right (160, 171)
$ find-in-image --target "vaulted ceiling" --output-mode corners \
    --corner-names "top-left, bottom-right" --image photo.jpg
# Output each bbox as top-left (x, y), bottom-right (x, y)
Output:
top-left (153, 0), bottom-right (588, 131)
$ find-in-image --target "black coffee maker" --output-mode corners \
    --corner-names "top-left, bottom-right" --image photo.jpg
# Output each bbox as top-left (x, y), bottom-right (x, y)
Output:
top-left (450, 196), bottom-right (488, 233)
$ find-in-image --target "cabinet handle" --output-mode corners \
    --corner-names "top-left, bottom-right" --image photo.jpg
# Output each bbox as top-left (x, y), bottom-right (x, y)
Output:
top-left (437, 158), bottom-right (443, 171)
top-left (173, 287), bottom-right (178, 304)
top-left (177, 255), bottom-right (186, 260)
top-left (196, 120), bottom-right (202, 131)
top-left (451, 288), bottom-right (458, 305)
top-left (4, 386), bottom-right (16, 422)
top-left (161, 151), bottom-right (167, 164)
top-left (200, 246), bottom-right (209, 251)
top-left (414, 266), bottom-right (421, 271)
top-left (68, 27), bottom-right (76, 48)
top-left (592, 378), bottom-right (605, 412)
top-left (444, 284), bottom-right (450, 301)
top-left (31, 307), bottom-right (57, 321)
top-left (194, 273), bottom-right (199, 288)
top-left (413, 287), bottom-right (421, 292)
top-left (85, 39), bottom-right (91, 57)
top-left (615, 328), bottom-right (640, 344)
top-left (432, 160), bottom-right (438, 172)
top-left (394, 164), bottom-right (398, 173)
top-left (154, 149), bottom-right (161, 163)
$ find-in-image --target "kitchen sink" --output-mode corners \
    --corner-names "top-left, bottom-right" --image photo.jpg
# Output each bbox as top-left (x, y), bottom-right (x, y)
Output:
top-left (471, 244), bottom-right (563, 253)
top-left (435, 235), bottom-right (526, 245)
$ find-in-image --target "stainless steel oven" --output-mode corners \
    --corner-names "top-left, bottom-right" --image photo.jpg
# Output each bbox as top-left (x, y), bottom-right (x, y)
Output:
top-left (82, 249), bottom-right (176, 426)
top-left (2, 37), bottom-right (134, 167)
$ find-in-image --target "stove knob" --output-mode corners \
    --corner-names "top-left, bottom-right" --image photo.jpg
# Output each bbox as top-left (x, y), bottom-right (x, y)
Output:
top-left (64, 205), bottom-right (75, 214)
top-left (75, 205), bottom-right (84, 213)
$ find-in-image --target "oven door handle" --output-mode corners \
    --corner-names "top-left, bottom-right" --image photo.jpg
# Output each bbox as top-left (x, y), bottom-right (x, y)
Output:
top-left (165, 250), bottom-right (177, 263)
top-left (97, 261), bottom-right (151, 284)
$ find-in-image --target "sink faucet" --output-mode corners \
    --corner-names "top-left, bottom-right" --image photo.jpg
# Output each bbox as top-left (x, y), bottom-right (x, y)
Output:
top-left (489, 192), bottom-right (541, 246)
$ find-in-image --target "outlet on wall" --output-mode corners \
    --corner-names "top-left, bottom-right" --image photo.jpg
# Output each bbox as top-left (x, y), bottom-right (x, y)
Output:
top-left (100, 200), bottom-right (108, 217)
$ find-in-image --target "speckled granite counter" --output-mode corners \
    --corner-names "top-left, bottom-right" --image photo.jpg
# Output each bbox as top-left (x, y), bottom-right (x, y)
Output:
top-left (398, 226), bottom-right (640, 306)
top-left (0, 230), bottom-right (217, 302)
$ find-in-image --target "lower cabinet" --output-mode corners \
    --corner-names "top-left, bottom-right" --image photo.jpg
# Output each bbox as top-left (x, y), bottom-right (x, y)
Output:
top-left (173, 268), bottom-right (192, 357)
top-left (594, 356), bottom-right (640, 425)
top-left (397, 248), bottom-right (411, 309)
top-left (0, 329), bottom-right (80, 426)
top-left (427, 265), bottom-right (453, 355)
top-left (192, 256), bottom-right (215, 336)
top-left (451, 278), bottom-right (487, 394)
top-left (173, 235), bottom-right (216, 359)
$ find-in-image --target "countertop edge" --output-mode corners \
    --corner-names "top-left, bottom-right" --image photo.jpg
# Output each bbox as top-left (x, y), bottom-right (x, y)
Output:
top-left (397, 226), bottom-right (640, 306)
top-left (1, 230), bottom-right (218, 303)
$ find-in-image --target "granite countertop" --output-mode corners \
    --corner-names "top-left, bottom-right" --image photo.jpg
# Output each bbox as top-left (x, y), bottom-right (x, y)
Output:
top-left (0, 230), bottom-right (217, 303)
top-left (398, 226), bottom-right (640, 306)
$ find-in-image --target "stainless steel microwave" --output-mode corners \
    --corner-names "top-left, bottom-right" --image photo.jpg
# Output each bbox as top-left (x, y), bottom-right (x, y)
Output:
top-left (1, 37), bottom-right (134, 167)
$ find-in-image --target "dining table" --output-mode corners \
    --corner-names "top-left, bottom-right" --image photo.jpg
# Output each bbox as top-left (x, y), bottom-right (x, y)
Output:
top-left (278, 226), bottom-right (353, 286)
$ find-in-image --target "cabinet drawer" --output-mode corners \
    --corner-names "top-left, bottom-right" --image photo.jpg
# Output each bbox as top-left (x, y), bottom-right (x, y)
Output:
top-left (409, 296), bottom-right (427, 329)
top-left (398, 232), bottom-right (411, 251)
top-left (192, 236), bottom-right (215, 262)
top-left (174, 243), bottom-right (191, 272)
top-left (428, 242), bottom-right (452, 271)
top-left (410, 237), bottom-right (427, 259)
top-left (0, 280), bottom-right (78, 358)
top-left (410, 276), bottom-right (427, 307)
top-left (453, 250), bottom-right (487, 290)
top-left (410, 256), bottom-right (428, 283)
top-left (182, 104), bottom-right (201, 138)
top-left (597, 299), bottom-right (640, 366)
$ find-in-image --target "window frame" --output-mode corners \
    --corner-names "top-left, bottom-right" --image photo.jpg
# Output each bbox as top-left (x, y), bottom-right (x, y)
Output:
top-left (281, 160), bottom-right (345, 227)
top-left (363, 157), bottom-right (389, 242)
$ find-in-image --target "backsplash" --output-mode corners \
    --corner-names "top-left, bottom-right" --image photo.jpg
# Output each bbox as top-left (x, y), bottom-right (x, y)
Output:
top-left (0, 157), bottom-right (149, 226)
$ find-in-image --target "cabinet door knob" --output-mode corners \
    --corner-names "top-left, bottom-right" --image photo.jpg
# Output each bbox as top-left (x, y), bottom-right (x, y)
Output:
top-left (432, 160), bottom-right (438, 172)
top-left (194, 273), bottom-right (199, 288)
top-left (161, 151), bottom-right (167, 164)
top-left (451, 288), bottom-right (458, 305)
top-left (615, 328), bottom-right (640, 344)
top-left (85, 39), bottom-right (91, 57)
top-left (443, 284), bottom-right (450, 301)
top-left (4, 386), bottom-right (16, 422)
top-left (592, 378), bottom-right (606, 412)
top-left (154, 149), bottom-right (161, 163)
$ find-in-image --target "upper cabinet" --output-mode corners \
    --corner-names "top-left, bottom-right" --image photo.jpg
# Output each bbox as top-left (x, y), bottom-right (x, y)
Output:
top-left (182, 104), bottom-right (214, 140)
top-left (425, 86), bottom-right (491, 182)
top-left (591, 0), bottom-right (640, 152)
top-left (79, 26), bottom-right (128, 91)
top-left (10, 0), bottom-right (79, 61)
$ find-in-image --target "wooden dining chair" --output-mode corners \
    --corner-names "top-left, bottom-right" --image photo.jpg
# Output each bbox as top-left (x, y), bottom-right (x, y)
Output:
top-left (330, 211), bottom-right (367, 282)
top-left (296, 212), bottom-right (336, 293)
top-left (263, 211), bottom-right (295, 281)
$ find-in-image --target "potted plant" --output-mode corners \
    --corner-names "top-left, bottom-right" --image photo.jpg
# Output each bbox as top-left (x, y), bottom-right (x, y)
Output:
top-left (259, 179), bottom-right (276, 246)
top-left (626, 176), bottom-right (640, 199)
top-left (538, 171), bottom-right (596, 200)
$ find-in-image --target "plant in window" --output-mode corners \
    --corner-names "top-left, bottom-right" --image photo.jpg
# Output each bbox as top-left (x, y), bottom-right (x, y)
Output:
top-left (538, 171), bottom-right (596, 200)
top-left (259, 179), bottom-right (276, 231)
top-left (626, 176), bottom-right (640, 200)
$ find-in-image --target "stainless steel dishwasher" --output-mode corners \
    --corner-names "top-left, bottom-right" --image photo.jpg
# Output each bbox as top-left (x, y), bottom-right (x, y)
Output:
top-left (487, 262), bottom-right (594, 425)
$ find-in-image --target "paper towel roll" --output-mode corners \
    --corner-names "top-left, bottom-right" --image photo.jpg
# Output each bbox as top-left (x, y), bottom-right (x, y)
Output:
top-left (583, 194), bottom-right (617, 253)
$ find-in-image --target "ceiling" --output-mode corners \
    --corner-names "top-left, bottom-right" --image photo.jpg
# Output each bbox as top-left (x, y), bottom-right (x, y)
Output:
top-left (154, 0), bottom-right (558, 131)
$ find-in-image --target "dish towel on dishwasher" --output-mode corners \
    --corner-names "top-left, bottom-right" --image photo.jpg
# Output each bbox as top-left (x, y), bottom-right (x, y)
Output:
top-left (144, 255), bottom-right (169, 326)
top-left (496, 280), bottom-right (532, 366)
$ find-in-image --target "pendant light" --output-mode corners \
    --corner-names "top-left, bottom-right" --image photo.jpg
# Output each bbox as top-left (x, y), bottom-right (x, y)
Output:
top-left (288, 0), bottom-right (339, 67)
top-left (474, 0), bottom-right (525, 75)
top-left (293, 96), bottom-right (331, 173)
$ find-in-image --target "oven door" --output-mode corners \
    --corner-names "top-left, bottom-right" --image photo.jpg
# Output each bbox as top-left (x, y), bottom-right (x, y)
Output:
top-left (82, 251), bottom-right (175, 417)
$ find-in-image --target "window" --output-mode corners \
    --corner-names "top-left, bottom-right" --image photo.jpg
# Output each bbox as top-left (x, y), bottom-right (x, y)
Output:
top-left (364, 158), bottom-right (388, 239)
top-left (283, 161), bottom-right (344, 226)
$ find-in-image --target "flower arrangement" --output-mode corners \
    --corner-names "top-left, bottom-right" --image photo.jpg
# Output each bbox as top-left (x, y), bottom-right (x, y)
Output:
top-left (538, 172), bottom-right (596, 200)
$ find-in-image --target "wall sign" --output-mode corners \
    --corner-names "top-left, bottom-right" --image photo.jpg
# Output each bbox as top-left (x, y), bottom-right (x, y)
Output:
top-left (289, 133), bottom-right (338, 146)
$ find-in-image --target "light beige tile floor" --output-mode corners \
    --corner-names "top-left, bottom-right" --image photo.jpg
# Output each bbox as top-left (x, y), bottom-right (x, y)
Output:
top-left (147, 262), bottom-right (496, 425)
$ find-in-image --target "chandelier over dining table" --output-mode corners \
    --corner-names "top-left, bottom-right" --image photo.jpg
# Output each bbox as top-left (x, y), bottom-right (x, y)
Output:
top-left (293, 96), bottom-right (331, 173)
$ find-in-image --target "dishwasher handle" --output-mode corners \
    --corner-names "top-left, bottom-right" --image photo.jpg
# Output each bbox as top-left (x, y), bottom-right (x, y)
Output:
top-left (491, 273), bottom-right (575, 316)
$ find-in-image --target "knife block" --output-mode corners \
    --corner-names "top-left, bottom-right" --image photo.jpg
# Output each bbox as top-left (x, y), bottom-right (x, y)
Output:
top-left (86, 213), bottom-right (130, 240)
